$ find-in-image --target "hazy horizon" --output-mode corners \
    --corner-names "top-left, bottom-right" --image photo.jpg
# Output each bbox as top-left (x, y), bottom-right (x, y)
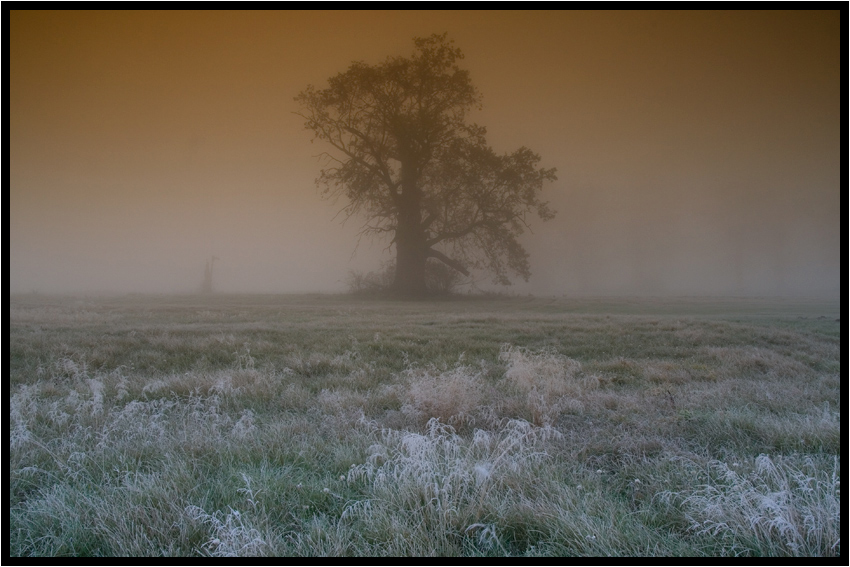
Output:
top-left (10, 10), bottom-right (841, 299)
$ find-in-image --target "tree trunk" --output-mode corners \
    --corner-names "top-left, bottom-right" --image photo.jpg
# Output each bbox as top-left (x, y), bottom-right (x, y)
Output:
top-left (393, 228), bottom-right (427, 296)
top-left (392, 160), bottom-right (428, 297)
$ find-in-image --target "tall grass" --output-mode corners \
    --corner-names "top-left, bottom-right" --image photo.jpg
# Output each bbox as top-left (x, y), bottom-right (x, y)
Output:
top-left (8, 294), bottom-right (840, 556)
top-left (661, 455), bottom-right (840, 556)
top-left (343, 418), bottom-right (559, 552)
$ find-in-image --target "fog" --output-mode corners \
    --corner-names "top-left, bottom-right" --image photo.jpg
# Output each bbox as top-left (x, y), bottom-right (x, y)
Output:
top-left (10, 10), bottom-right (840, 298)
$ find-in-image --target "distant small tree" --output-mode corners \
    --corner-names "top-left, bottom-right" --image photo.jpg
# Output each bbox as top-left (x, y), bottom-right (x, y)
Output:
top-left (296, 34), bottom-right (556, 297)
top-left (199, 256), bottom-right (218, 294)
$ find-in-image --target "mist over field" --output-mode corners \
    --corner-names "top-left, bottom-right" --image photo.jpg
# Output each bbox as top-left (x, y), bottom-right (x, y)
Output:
top-left (9, 12), bottom-right (842, 556)
top-left (10, 10), bottom-right (840, 297)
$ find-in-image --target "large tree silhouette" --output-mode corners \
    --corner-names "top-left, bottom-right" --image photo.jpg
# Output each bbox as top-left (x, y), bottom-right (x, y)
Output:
top-left (296, 34), bottom-right (557, 296)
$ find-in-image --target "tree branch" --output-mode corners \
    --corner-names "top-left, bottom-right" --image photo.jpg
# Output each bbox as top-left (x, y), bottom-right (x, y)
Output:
top-left (426, 248), bottom-right (470, 276)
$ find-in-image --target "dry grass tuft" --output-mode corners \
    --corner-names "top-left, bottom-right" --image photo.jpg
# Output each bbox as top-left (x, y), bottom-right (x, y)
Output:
top-left (185, 504), bottom-right (267, 557)
top-left (402, 365), bottom-right (487, 426)
top-left (499, 344), bottom-right (596, 424)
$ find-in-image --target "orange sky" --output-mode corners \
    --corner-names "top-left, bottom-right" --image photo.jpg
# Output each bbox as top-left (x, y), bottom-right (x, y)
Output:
top-left (9, 10), bottom-right (841, 296)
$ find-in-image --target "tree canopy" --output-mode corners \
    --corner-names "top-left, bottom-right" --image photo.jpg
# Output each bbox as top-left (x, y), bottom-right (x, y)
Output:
top-left (296, 34), bottom-right (557, 296)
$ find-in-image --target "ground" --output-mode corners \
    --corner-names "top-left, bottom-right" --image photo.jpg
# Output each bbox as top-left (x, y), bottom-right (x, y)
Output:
top-left (9, 294), bottom-right (841, 556)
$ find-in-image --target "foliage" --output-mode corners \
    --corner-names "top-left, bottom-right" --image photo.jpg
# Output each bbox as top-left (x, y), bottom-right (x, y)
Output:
top-left (347, 259), bottom-right (463, 296)
top-left (296, 34), bottom-right (557, 295)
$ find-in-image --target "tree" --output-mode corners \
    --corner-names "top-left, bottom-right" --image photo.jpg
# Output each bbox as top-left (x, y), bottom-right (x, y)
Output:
top-left (296, 34), bottom-right (557, 296)
top-left (199, 256), bottom-right (218, 294)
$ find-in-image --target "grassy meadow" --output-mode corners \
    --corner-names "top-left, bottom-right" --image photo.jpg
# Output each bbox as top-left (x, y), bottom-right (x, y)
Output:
top-left (8, 293), bottom-right (841, 556)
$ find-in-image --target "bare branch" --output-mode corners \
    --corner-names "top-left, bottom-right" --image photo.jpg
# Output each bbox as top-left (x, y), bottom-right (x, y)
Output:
top-left (426, 248), bottom-right (470, 276)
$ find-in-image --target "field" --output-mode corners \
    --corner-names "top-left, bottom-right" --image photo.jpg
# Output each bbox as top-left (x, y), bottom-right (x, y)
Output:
top-left (9, 293), bottom-right (841, 557)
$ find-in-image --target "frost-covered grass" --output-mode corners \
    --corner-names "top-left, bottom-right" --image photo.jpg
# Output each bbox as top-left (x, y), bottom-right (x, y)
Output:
top-left (8, 294), bottom-right (841, 556)
top-left (660, 454), bottom-right (840, 557)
